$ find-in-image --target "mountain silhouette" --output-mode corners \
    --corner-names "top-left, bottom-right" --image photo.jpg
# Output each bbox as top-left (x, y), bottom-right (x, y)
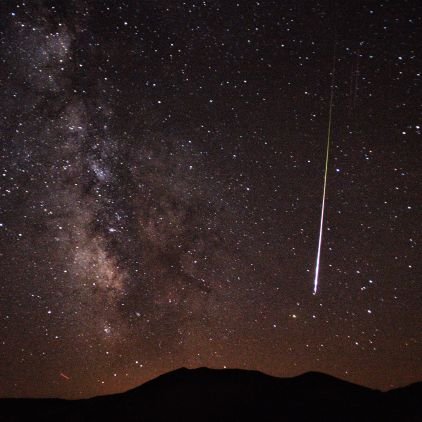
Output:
top-left (1, 367), bottom-right (420, 421)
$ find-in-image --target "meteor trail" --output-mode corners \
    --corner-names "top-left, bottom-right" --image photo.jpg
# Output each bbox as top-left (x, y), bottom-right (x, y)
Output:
top-left (60, 372), bottom-right (70, 380)
top-left (313, 45), bottom-right (336, 295)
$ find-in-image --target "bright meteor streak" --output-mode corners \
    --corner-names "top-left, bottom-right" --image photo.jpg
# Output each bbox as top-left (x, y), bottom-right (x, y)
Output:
top-left (313, 46), bottom-right (336, 295)
top-left (313, 123), bottom-right (331, 294)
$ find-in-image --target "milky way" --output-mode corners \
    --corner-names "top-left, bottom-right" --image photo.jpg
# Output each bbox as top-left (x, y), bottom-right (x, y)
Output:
top-left (0, 1), bottom-right (421, 398)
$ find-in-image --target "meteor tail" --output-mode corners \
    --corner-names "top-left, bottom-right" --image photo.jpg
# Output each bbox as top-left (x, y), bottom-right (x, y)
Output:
top-left (313, 45), bottom-right (336, 295)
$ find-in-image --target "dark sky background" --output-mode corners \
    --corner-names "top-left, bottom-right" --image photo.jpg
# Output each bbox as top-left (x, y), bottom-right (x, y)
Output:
top-left (0, 0), bottom-right (421, 399)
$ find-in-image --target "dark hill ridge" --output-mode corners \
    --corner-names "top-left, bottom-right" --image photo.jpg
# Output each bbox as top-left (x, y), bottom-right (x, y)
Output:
top-left (1, 367), bottom-right (420, 421)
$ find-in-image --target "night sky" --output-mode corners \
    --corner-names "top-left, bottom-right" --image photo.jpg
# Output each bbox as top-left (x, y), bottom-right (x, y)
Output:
top-left (0, 0), bottom-right (421, 399)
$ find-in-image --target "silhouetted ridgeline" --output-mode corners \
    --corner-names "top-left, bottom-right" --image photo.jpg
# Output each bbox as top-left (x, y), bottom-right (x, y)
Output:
top-left (1, 367), bottom-right (420, 421)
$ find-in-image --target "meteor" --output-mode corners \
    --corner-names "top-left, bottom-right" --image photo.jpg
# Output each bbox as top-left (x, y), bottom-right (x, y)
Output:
top-left (313, 46), bottom-right (336, 295)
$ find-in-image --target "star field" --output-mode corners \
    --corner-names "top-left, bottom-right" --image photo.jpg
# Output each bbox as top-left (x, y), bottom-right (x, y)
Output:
top-left (0, 0), bottom-right (421, 398)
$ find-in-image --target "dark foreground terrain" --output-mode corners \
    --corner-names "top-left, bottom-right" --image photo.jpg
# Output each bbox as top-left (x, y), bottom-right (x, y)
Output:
top-left (1, 367), bottom-right (420, 421)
